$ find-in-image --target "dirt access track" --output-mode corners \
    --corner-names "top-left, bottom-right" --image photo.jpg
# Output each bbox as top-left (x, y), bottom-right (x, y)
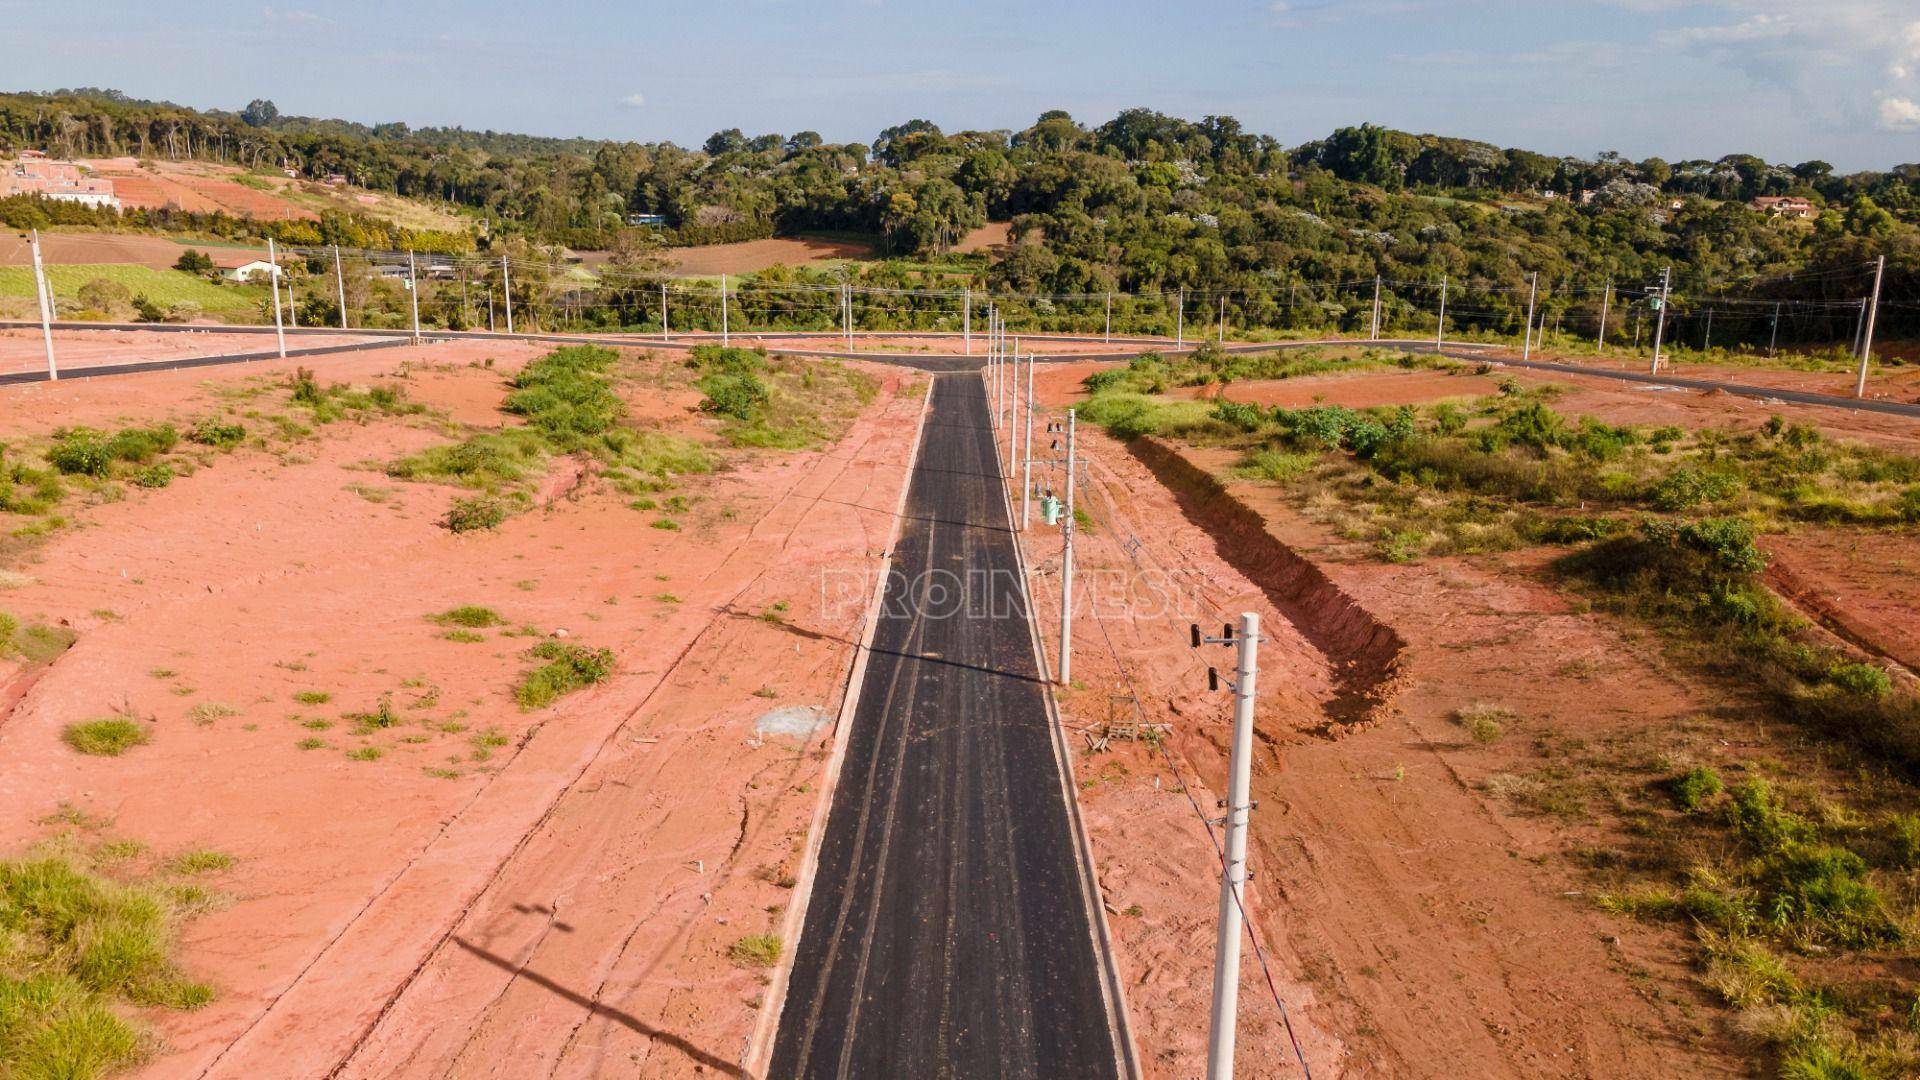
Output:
top-left (0, 339), bottom-right (928, 1076)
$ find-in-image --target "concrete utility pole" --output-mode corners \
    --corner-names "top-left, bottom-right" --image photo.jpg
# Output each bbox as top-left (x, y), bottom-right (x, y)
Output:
top-left (25, 229), bottom-right (57, 380)
top-left (1855, 254), bottom-right (1886, 399)
top-left (1007, 349), bottom-right (1021, 480)
top-left (1057, 408), bottom-right (1077, 686)
top-left (1436, 276), bottom-right (1448, 348)
top-left (1370, 275), bottom-right (1382, 340)
top-left (1218, 295), bottom-right (1227, 343)
top-left (1596, 284), bottom-right (1611, 352)
top-left (661, 283), bottom-right (670, 341)
top-left (1004, 337), bottom-right (1016, 432)
top-left (502, 257), bottom-right (515, 334)
top-left (963, 287), bottom-right (971, 355)
top-left (842, 283), bottom-right (852, 350)
top-left (1176, 287), bottom-right (1185, 348)
top-left (267, 238), bottom-right (287, 359)
top-left (285, 270), bottom-right (297, 328)
top-left (1649, 266), bottom-right (1672, 374)
top-left (460, 266), bottom-right (471, 328)
top-left (1703, 308), bottom-right (1712, 351)
top-left (720, 273), bottom-right (730, 346)
top-left (1521, 272), bottom-right (1538, 361)
top-left (406, 250), bottom-right (421, 344)
top-left (1199, 612), bottom-right (1262, 1080)
top-left (1768, 301), bottom-right (1782, 359)
top-left (1104, 291), bottom-right (1113, 345)
top-left (1021, 353), bottom-right (1035, 531)
top-left (333, 244), bottom-right (348, 330)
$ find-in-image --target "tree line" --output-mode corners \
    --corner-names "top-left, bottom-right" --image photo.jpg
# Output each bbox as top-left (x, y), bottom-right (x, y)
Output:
top-left (2, 89), bottom-right (1916, 348)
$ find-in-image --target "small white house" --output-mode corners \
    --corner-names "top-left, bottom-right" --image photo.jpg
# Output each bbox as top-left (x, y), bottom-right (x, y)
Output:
top-left (220, 259), bottom-right (279, 282)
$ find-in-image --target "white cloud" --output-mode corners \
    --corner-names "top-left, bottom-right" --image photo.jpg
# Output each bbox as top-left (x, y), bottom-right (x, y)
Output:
top-left (262, 6), bottom-right (325, 24)
top-left (1658, 13), bottom-right (1789, 47)
top-left (1879, 96), bottom-right (1920, 130)
top-left (618, 93), bottom-right (646, 109)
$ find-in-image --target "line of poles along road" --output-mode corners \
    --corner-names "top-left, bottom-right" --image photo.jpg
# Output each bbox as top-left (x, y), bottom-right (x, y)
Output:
top-left (983, 308), bottom-right (1273, 1079)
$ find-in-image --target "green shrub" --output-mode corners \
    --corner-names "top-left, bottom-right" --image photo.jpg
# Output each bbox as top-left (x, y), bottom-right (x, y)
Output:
top-left (129, 463), bottom-right (174, 489)
top-left (1650, 467), bottom-right (1740, 511)
top-left (698, 371), bottom-right (771, 421)
top-left (45, 429), bottom-right (110, 476)
top-left (433, 605), bottom-right (505, 628)
top-left (727, 933), bottom-right (782, 968)
top-left (62, 719), bottom-right (150, 756)
top-left (1671, 765), bottom-right (1724, 812)
top-left (443, 496), bottom-right (507, 533)
top-left (514, 641), bottom-right (615, 709)
top-left (186, 419), bottom-right (245, 448)
top-left (1210, 399), bottom-right (1266, 433)
top-left (1827, 662), bottom-right (1891, 698)
top-left (103, 424), bottom-right (178, 463)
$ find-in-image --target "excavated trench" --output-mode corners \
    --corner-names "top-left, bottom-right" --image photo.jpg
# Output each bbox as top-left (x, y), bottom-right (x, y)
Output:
top-left (1128, 436), bottom-right (1406, 730)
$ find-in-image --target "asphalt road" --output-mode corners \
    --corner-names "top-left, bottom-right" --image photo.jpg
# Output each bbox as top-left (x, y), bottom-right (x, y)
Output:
top-left (769, 374), bottom-right (1123, 1079)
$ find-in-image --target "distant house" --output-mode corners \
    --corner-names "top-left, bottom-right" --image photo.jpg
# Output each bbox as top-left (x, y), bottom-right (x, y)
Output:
top-left (371, 263), bottom-right (412, 279)
top-left (626, 212), bottom-right (666, 227)
top-left (324, 173), bottom-right (348, 187)
top-left (1751, 196), bottom-right (1817, 220)
top-left (218, 258), bottom-right (279, 282)
top-left (1, 151), bottom-right (121, 210)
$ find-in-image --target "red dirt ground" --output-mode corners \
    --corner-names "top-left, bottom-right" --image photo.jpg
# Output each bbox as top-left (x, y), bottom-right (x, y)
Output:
top-left (1021, 353), bottom-right (1920, 1076)
top-left (649, 237), bottom-right (874, 278)
top-left (954, 222), bottom-right (1013, 255)
top-left (79, 158), bottom-right (317, 222)
top-left (0, 340), bottom-right (926, 1077)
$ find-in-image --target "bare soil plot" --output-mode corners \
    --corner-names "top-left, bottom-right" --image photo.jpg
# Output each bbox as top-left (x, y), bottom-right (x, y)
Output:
top-left (954, 221), bottom-right (1012, 254)
top-left (649, 236), bottom-right (874, 278)
top-left (0, 231), bottom-right (264, 271)
top-left (0, 340), bottom-right (924, 1077)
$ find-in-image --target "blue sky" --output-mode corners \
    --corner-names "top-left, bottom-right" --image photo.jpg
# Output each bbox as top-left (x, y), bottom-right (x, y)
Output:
top-left (6, 0), bottom-right (1919, 170)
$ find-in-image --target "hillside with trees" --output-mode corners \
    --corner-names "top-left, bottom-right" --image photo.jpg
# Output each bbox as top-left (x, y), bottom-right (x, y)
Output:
top-left (2, 89), bottom-right (1915, 346)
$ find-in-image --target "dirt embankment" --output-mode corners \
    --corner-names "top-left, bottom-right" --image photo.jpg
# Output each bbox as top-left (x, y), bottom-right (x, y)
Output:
top-left (1126, 436), bottom-right (1405, 728)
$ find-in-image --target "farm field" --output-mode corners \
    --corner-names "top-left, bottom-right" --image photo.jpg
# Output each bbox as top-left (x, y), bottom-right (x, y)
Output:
top-left (0, 263), bottom-right (268, 318)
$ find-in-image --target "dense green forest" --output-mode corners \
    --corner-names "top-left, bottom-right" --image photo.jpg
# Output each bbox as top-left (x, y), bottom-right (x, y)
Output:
top-left (3, 88), bottom-right (1916, 347)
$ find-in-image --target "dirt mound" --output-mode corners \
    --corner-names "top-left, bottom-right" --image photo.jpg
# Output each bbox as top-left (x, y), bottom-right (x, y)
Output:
top-left (1126, 437), bottom-right (1406, 728)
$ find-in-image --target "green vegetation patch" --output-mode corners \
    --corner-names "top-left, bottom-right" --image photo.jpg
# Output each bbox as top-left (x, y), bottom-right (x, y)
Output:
top-left (689, 346), bottom-right (877, 449)
top-left (0, 263), bottom-right (267, 318)
top-left (514, 641), bottom-right (615, 709)
top-left (61, 720), bottom-right (150, 757)
top-left (430, 605), bottom-right (505, 629)
top-left (287, 366), bottom-right (425, 424)
top-left (0, 849), bottom-right (215, 1079)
